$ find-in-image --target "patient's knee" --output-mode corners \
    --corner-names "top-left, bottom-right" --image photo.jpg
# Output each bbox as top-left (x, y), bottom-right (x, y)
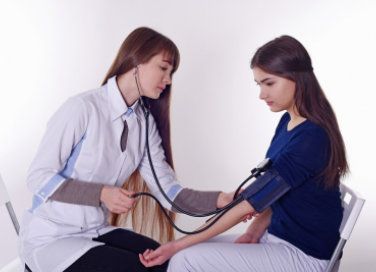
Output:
top-left (168, 246), bottom-right (202, 272)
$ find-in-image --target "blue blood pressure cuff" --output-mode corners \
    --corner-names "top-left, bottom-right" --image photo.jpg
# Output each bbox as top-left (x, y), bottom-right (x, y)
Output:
top-left (240, 168), bottom-right (291, 212)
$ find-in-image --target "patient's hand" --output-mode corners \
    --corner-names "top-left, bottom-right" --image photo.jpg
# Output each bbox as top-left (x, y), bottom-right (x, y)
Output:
top-left (234, 228), bottom-right (264, 244)
top-left (139, 242), bottom-right (177, 267)
top-left (235, 208), bottom-right (271, 243)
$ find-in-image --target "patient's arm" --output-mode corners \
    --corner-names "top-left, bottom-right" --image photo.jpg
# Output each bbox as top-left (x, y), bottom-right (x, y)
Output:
top-left (139, 200), bottom-right (254, 267)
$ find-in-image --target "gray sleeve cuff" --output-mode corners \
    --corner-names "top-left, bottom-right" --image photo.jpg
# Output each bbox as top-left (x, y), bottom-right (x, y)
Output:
top-left (49, 179), bottom-right (104, 207)
top-left (172, 188), bottom-right (221, 213)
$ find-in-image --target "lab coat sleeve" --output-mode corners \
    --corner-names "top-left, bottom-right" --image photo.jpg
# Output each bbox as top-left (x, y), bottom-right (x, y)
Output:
top-left (172, 188), bottom-right (221, 213)
top-left (138, 114), bottom-right (183, 210)
top-left (27, 97), bottom-right (89, 207)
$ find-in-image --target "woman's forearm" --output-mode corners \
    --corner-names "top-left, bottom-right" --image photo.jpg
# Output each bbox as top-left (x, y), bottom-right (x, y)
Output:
top-left (174, 200), bottom-right (254, 251)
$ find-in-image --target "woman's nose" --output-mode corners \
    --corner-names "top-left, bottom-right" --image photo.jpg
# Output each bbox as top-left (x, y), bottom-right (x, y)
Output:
top-left (259, 88), bottom-right (267, 100)
top-left (163, 74), bottom-right (172, 85)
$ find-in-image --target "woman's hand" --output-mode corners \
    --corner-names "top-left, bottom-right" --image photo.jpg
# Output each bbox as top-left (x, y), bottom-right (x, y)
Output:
top-left (100, 185), bottom-right (136, 214)
top-left (139, 242), bottom-right (178, 267)
top-left (234, 226), bottom-right (265, 244)
top-left (217, 191), bottom-right (255, 222)
top-left (234, 208), bottom-right (272, 244)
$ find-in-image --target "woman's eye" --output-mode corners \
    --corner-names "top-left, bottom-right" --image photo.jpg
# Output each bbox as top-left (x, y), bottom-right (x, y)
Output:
top-left (266, 82), bottom-right (274, 86)
top-left (160, 66), bottom-right (168, 71)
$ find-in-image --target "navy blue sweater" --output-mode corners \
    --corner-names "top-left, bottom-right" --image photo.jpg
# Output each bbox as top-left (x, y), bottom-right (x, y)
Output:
top-left (264, 113), bottom-right (342, 260)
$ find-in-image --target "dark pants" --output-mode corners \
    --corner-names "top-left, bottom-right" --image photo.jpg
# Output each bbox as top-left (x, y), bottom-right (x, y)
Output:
top-left (64, 229), bottom-right (168, 272)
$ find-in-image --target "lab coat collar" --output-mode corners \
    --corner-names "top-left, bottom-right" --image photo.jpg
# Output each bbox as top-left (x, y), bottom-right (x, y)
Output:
top-left (106, 76), bottom-right (141, 121)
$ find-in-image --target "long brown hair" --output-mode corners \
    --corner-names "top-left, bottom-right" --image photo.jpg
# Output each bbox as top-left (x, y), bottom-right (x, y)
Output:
top-left (102, 27), bottom-right (180, 243)
top-left (251, 35), bottom-right (348, 188)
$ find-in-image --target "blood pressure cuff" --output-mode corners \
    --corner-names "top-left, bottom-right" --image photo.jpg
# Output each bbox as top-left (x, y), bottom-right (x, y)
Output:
top-left (240, 168), bottom-right (291, 212)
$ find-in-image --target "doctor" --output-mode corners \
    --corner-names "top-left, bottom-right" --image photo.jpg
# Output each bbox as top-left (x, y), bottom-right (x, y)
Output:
top-left (19, 27), bottom-right (234, 272)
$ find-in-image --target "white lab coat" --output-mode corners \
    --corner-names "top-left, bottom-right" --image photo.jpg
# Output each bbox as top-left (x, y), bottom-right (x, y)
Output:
top-left (19, 77), bottom-right (182, 271)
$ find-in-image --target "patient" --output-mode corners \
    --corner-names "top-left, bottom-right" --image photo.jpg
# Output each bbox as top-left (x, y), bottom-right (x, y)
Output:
top-left (140, 35), bottom-right (347, 272)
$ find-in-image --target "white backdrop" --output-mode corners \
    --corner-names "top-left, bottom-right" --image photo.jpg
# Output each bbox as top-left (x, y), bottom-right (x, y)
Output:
top-left (1, 0), bottom-right (375, 270)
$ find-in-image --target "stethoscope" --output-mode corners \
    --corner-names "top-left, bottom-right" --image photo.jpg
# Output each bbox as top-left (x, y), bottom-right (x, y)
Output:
top-left (130, 67), bottom-right (270, 234)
